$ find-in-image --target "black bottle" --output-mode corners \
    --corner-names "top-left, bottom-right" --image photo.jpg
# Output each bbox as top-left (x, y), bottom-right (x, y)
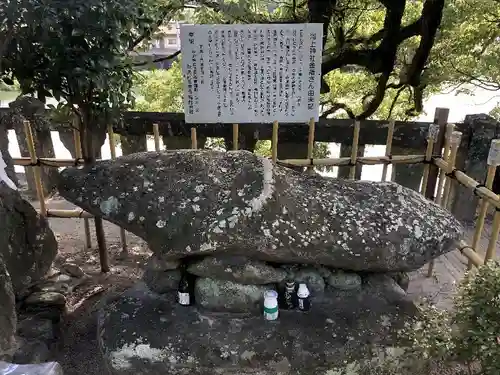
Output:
top-left (177, 264), bottom-right (192, 306)
top-left (283, 280), bottom-right (297, 310)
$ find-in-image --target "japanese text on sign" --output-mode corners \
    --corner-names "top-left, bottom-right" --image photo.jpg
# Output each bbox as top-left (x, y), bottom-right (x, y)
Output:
top-left (180, 23), bottom-right (323, 123)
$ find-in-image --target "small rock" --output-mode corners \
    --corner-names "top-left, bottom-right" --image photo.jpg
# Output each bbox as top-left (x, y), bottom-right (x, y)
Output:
top-left (315, 266), bottom-right (333, 280)
top-left (50, 274), bottom-right (72, 283)
top-left (13, 339), bottom-right (51, 364)
top-left (21, 307), bottom-right (63, 323)
top-left (364, 274), bottom-right (416, 315)
top-left (60, 262), bottom-right (86, 278)
top-left (294, 268), bottom-right (325, 296)
top-left (389, 272), bottom-right (410, 292)
top-left (24, 292), bottom-right (66, 307)
top-left (17, 316), bottom-right (54, 341)
top-left (328, 271), bottom-right (362, 291)
top-left (36, 283), bottom-right (70, 295)
top-left (188, 256), bottom-right (286, 285)
top-left (195, 278), bottom-right (269, 312)
top-left (145, 255), bottom-right (180, 271)
top-left (142, 269), bottom-right (181, 294)
top-left (280, 264), bottom-right (300, 281)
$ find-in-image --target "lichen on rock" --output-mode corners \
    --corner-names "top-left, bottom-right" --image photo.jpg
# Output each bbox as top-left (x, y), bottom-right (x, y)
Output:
top-left (57, 150), bottom-right (463, 273)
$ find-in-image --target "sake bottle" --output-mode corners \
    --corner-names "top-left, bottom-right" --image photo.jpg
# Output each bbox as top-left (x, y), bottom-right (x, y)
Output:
top-left (177, 264), bottom-right (192, 306)
top-left (297, 283), bottom-right (311, 312)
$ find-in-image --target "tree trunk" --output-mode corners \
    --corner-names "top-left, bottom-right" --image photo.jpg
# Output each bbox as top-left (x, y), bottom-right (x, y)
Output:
top-left (80, 113), bottom-right (109, 273)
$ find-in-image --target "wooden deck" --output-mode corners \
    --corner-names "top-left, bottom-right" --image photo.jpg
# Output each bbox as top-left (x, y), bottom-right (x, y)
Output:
top-left (408, 220), bottom-right (500, 310)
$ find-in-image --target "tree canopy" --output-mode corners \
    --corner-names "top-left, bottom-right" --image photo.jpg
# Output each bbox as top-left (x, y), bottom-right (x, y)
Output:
top-left (1, 0), bottom-right (499, 122)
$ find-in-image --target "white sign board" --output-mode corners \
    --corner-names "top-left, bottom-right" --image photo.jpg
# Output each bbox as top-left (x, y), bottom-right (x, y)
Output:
top-left (180, 23), bottom-right (323, 123)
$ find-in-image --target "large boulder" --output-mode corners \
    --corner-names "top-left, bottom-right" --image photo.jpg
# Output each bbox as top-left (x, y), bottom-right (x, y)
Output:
top-left (57, 150), bottom-right (462, 272)
top-left (0, 257), bottom-right (16, 360)
top-left (98, 279), bottom-right (415, 375)
top-left (0, 181), bottom-right (58, 295)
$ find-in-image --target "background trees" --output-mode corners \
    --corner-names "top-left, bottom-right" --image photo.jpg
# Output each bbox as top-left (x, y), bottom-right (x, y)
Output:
top-left (0, 0), bottom-right (499, 122)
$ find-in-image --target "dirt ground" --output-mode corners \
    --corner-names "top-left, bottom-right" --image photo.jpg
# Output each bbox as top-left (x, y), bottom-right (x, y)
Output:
top-left (27, 195), bottom-right (487, 375)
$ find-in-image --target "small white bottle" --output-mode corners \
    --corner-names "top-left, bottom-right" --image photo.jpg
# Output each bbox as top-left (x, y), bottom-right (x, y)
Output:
top-left (297, 283), bottom-right (311, 311)
top-left (263, 290), bottom-right (279, 320)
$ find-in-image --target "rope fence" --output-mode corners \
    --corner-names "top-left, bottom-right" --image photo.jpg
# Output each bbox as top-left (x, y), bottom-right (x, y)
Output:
top-left (10, 118), bottom-right (500, 274)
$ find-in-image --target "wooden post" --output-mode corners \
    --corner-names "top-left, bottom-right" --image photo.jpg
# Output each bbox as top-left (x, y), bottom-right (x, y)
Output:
top-left (191, 128), bottom-right (197, 149)
top-left (108, 124), bottom-right (128, 255)
top-left (22, 121), bottom-right (46, 216)
top-left (427, 130), bottom-right (461, 277)
top-left (381, 121), bottom-right (395, 182)
top-left (74, 128), bottom-right (92, 249)
top-left (434, 124), bottom-right (456, 206)
top-left (469, 139), bottom-right (500, 268)
top-left (441, 131), bottom-right (462, 205)
top-left (272, 121), bottom-right (278, 163)
top-left (307, 118), bottom-right (315, 174)
top-left (421, 124), bottom-right (440, 195)
top-left (424, 108), bottom-right (450, 201)
top-left (348, 121), bottom-right (361, 180)
top-left (232, 124), bottom-right (239, 151)
top-left (153, 123), bottom-right (161, 152)
top-left (80, 119), bottom-right (109, 273)
top-left (483, 139), bottom-right (500, 262)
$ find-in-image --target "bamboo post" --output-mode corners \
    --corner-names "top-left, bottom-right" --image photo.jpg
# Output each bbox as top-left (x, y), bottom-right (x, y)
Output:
top-left (191, 128), bottom-right (197, 149)
top-left (232, 124), bottom-right (239, 151)
top-left (484, 140), bottom-right (500, 262)
top-left (74, 128), bottom-right (92, 250)
top-left (153, 123), bottom-right (161, 151)
top-left (381, 120), bottom-right (395, 182)
top-left (271, 121), bottom-right (278, 163)
top-left (22, 121), bottom-right (46, 216)
top-left (469, 139), bottom-right (500, 268)
top-left (307, 118), bottom-right (315, 174)
top-left (427, 130), bottom-right (462, 277)
top-left (107, 124), bottom-right (128, 255)
top-left (434, 124), bottom-right (455, 205)
top-left (441, 131), bottom-right (462, 206)
top-left (349, 120), bottom-right (361, 180)
top-left (421, 124), bottom-right (440, 195)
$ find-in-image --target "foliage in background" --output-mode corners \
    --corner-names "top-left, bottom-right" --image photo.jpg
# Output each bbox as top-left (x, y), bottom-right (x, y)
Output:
top-left (183, 0), bottom-right (500, 120)
top-left (381, 260), bottom-right (500, 375)
top-left (133, 62), bottom-right (184, 112)
top-left (0, 0), bottom-right (183, 141)
top-left (490, 105), bottom-right (500, 121)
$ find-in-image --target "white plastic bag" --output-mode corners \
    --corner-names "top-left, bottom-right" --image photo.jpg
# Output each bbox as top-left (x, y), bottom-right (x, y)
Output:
top-left (0, 361), bottom-right (64, 375)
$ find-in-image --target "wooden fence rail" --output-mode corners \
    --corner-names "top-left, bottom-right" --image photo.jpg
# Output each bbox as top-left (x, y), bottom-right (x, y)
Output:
top-left (8, 113), bottom-right (500, 276)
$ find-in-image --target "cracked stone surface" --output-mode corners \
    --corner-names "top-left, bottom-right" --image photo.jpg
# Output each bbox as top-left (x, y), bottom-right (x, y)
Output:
top-left (98, 279), bottom-right (415, 375)
top-left (57, 150), bottom-right (462, 272)
top-left (0, 183), bottom-right (58, 296)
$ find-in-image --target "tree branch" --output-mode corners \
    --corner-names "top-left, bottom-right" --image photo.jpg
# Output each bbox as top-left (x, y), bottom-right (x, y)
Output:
top-left (133, 50), bottom-right (181, 67)
top-left (128, 6), bottom-right (177, 51)
top-left (320, 102), bottom-right (355, 118)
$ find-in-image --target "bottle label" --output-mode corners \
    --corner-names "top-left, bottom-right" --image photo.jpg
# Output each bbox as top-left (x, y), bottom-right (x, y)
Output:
top-left (298, 298), bottom-right (304, 310)
top-left (178, 292), bottom-right (190, 305)
top-left (264, 309), bottom-right (279, 320)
